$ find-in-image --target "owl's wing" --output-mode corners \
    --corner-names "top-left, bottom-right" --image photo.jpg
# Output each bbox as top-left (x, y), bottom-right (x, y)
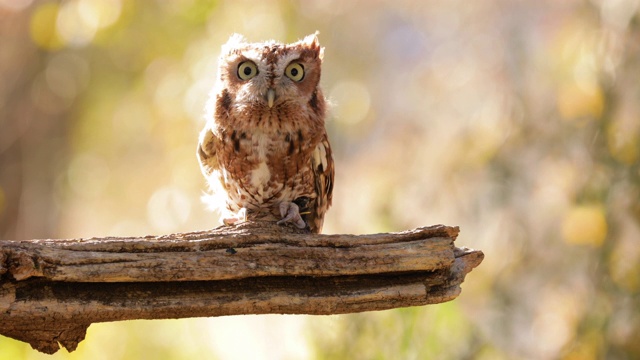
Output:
top-left (196, 127), bottom-right (219, 177)
top-left (309, 133), bottom-right (334, 233)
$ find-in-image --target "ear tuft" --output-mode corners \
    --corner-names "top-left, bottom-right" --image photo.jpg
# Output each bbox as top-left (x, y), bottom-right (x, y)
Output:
top-left (302, 32), bottom-right (320, 47)
top-left (301, 31), bottom-right (323, 60)
top-left (222, 33), bottom-right (246, 53)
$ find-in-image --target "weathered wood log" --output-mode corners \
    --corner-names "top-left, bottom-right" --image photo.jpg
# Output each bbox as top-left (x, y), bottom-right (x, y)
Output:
top-left (0, 222), bottom-right (483, 354)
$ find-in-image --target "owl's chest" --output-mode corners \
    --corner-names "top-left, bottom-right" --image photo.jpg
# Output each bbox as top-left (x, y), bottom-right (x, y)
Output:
top-left (217, 128), bottom-right (316, 206)
top-left (222, 129), bottom-right (301, 164)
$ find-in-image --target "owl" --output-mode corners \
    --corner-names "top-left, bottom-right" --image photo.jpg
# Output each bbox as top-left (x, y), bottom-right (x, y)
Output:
top-left (197, 33), bottom-right (334, 234)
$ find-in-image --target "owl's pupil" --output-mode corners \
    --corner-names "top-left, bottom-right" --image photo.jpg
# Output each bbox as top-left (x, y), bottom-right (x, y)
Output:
top-left (291, 68), bottom-right (298, 76)
top-left (243, 67), bottom-right (252, 76)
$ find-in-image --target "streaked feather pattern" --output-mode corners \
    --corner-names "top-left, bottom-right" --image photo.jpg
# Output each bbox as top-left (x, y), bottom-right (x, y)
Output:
top-left (197, 33), bottom-right (334, 233)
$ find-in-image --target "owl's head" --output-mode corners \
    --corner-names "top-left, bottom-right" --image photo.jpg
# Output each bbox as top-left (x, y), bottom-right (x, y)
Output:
top-left (215, 33), bottom-right (324, 116)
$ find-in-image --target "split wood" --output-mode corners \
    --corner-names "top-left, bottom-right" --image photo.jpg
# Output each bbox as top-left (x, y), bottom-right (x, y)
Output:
top-left (0, 222), bottom-right (483, 354)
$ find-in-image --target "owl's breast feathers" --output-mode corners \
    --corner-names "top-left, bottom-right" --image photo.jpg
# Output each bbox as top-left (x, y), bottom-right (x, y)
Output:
top-left (197, 104), bottom-right (333, 233)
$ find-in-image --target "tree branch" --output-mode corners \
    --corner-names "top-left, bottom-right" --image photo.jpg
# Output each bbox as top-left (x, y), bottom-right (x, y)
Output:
top-left (0, 222), bottom-right (483, 354)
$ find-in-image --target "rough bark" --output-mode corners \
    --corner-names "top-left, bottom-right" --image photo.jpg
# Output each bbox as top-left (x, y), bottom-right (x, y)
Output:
top-left (0, 222), bottom-right (483, 354)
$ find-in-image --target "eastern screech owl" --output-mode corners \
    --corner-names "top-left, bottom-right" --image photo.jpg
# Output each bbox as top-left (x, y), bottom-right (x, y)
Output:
top-left (197, 33), bottom-right (334, 233)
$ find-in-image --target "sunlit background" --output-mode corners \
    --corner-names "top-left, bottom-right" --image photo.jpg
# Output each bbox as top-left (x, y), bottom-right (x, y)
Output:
top-left (1, 0), bottom-right (639, 359)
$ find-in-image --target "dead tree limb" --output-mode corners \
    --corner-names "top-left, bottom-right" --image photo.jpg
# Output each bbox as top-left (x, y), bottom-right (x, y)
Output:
top-left (0, 222), bottom-right (483, 354)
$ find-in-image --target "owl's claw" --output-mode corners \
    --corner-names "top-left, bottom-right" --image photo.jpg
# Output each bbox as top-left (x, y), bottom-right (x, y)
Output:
top-left (222, 208), bottom-right (247, 226)
top-left (277, 202), bottom-right (306, 229)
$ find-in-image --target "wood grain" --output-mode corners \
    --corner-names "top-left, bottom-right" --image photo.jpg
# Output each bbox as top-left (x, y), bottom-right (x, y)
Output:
top-left (0, 222), bottom-right (483, 354)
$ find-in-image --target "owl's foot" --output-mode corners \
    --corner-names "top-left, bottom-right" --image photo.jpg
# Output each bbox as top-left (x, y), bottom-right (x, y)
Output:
top-left (277, 202), bottom-right (306, 229)
top-left (221, 208), bottom-right (247, 226)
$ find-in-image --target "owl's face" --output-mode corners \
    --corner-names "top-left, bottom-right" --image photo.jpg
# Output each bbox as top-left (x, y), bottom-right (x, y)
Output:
top-left (216, 33), bottom-right (324, 112)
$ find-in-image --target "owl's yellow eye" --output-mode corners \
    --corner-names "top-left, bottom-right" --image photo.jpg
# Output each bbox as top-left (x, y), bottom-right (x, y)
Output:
top-left (237, 61), bottom-right (258, 80)
top-left (285, 62), bottom-right (304, 82)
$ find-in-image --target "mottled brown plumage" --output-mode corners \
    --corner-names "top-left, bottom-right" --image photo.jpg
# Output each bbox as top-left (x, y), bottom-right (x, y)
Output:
top-left (197, 33), bottom-right (334, 233)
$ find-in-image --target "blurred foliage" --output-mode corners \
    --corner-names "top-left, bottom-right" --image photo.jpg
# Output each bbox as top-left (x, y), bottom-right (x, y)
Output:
top-left (1, 0), bottom-right (640, 359)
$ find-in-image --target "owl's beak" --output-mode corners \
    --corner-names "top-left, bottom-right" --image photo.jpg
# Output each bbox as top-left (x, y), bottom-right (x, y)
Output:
top-left (266, 88), bottom-right (276, 108)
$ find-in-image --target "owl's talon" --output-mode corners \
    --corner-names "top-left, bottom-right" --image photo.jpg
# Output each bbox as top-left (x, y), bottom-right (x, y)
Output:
top-left (277, 202), bottom-right (306, 229)
top-left (221, 208), bottom-right (247, 226)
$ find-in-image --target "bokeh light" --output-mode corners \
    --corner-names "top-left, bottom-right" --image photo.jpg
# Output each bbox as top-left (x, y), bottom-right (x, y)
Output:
top-left (29, 2), bottom-right (64, 50)
top-left (562, 204), bottom-right (608, 246)
top-left (330, 80), bottom-right (371, 127)
top-left (147, 186), bottom-right (191, 233)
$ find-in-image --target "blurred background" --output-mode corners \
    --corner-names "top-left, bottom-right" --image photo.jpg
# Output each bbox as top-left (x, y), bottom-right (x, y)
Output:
top-left (1, 0), bottom-right (639, 359)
